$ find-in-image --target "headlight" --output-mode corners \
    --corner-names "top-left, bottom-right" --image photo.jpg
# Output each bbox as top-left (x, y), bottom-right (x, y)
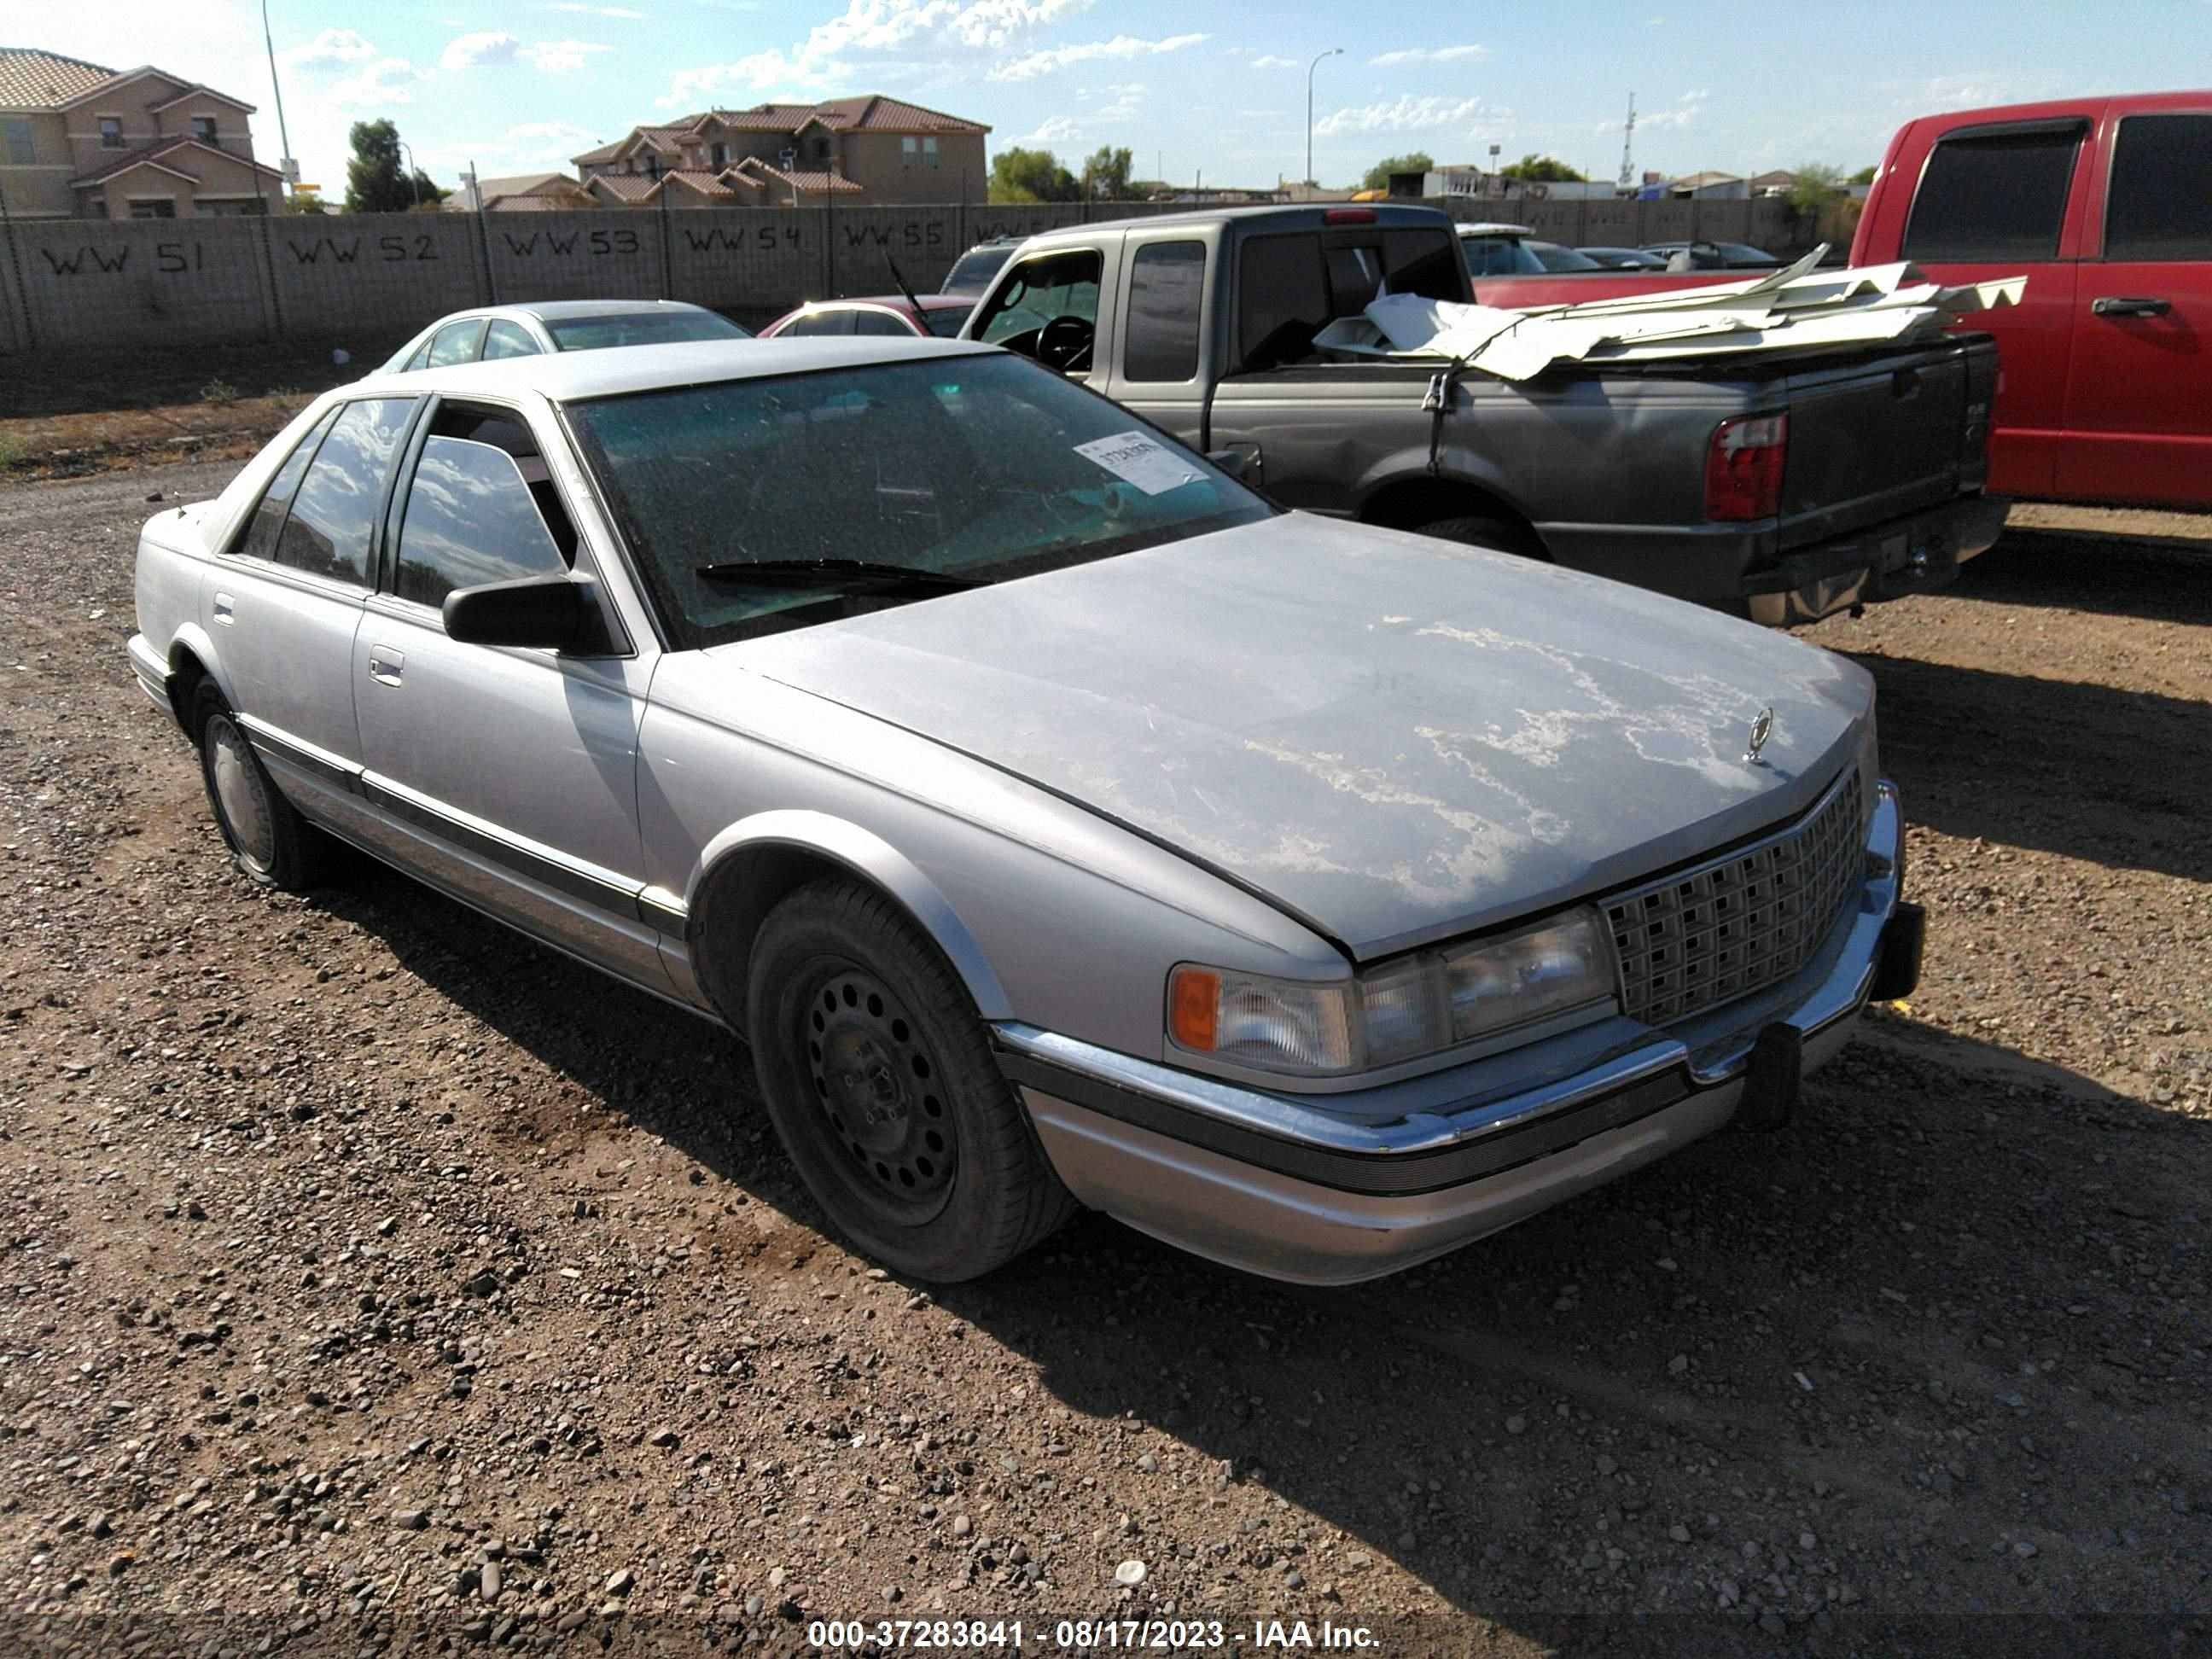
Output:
top-left (1168, 909), bottom-right (1616, 1078)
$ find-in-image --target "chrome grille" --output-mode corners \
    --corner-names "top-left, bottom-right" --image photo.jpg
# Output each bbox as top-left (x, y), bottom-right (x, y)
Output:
top-left (1604, 771), bottom-right (1865, 1027)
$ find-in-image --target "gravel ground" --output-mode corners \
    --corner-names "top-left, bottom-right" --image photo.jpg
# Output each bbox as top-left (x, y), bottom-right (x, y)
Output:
top-left (1, 465), bottom-right (2206, 1657)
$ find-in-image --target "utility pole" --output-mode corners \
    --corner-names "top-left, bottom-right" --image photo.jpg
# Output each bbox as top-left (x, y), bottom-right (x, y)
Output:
top-left (1617, 92), bottom-right (1637, 189)
top-left (399, 138), bottom-right (423, 208)
top-left (1306, 47), bottom-right (1342, 189)
top-left (261, 0), bottom-right (296, 202)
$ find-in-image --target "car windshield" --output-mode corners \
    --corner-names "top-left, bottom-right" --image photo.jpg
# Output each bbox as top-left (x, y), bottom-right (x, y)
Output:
top-left (544, 311), bottom-right (750, 352)
top-left (923, 303), bottom-right (975, 337)
top-left (566, 353), bottom-right (1273, 649)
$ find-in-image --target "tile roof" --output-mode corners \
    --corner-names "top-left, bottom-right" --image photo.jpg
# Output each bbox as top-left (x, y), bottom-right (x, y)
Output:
top-left (571, 137), bottom-right (627, 165)
top-left (736, 159), bottom-right (863, 195)
top-left (656, 168), bottom-right (739, 198)
top-left (705, 94), bottom-right (987, 135)
top-left (70, 134), bottom-right (282, 187)
top-left (586, 173), bottom-right (658, 202)
top-left (491, 194), bottom-right (587, 212)
top-left (147, 82), bottom-right (255, 114)
top-left (0, 46), bottom-right (115, 110)
top-left (469, 171), bottom-right (574, 201)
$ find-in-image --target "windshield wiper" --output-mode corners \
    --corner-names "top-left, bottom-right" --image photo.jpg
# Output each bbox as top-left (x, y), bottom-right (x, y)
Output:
top-left (693, 558), bottom-right (986, 593)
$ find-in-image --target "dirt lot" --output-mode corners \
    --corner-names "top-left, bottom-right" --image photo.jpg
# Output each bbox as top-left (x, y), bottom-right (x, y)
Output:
top-left (0, 465), bottom-right (2206, 1657)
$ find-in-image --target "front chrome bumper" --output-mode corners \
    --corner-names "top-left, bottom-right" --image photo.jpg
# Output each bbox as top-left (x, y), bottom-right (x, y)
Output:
top-left (998, 781), bottom-right (1918, 1285)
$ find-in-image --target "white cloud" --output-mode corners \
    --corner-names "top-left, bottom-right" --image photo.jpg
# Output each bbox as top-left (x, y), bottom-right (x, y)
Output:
top-left (1315, 94), bottom-right (1508, 137)
top-left (1015, 114), bottom-right (1082, 145)
top-left (661, 0), bottom-right (1092, 105)
top-left (550, 2), bottom-right (646, 14)
top-left (1079, 81), bottom-right (1144, 120)
top-left (1640, 89), bottom-right (1708, 131)
top-left (1251, 55), bottom-right (1295, 69)
top-left (1369, 44), bottom-right (1490, 66)
top-left (326, 56), bottom-right (432, 108)
top-left (441, 31), bottom-right (521, 69)
top-left (282, 27), bottom-right (378, 71)
top-left (992, 32), bottom-right (1205, 81)
top-left (526, 38), bottom-right (613, 71)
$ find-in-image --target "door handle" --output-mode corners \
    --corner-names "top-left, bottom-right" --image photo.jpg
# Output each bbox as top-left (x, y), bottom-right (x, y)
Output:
top-left (2092, 295), bottom-right (2172, 318)
top-left (366, 646), bottom-right (405, 687)
top-left (211, 591), bottom-right (235, 625)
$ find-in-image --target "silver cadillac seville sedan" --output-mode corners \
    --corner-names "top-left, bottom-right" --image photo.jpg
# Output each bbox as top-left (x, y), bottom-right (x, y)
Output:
top-left (129, 337), bottom-right (1924, 1285)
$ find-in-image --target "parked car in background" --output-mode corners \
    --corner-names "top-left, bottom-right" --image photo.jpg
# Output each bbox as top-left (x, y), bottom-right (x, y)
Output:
top-left (760, 294), bottom-right (977, 339)
top-left (940, 236), bottom-right (1027, 294)
top-left (374, 301), bottom-right (747, 375)
top-left (1642, 240), bottom-right (1783, 270)
top-left (965, 204), bottom-right (2006, 626)
top-left (1454, 222), bottom-right (1546, 276)
top-left (1579, 246), bottom-right (1670, 270)
top-left (1526, 239), bottom-right (1605, 272)
top-left (1852, 89), bottom-right (2212, 509)
top-left (129, 335), bottom-right (1921, 1285)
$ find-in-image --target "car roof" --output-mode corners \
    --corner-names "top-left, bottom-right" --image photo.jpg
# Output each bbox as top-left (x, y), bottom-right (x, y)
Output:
top-left (1455, 222), bottom-right (1534, 236)
top-left (445, 300), bottom-right (720, 324)
top-left (366, 335), bottom-right (998, 402)
top-left (795, 294), bottom-right (973, 311)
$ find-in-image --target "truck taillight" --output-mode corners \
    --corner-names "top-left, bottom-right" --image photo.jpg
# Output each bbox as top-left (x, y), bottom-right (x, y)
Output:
top-left (1705, 412), bottom-right (1788, 521)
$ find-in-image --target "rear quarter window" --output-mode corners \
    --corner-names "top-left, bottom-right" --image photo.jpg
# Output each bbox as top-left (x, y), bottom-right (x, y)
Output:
top-left (1903, 124), bottom-right (2085, 261)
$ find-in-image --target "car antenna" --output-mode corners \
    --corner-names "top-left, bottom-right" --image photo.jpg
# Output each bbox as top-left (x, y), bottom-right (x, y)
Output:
top-left (886, 255), bottom-right (925, 315)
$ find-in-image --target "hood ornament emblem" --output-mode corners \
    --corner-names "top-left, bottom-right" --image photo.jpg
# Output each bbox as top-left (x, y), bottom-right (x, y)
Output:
top-left (1744, 706), bottom-right (1775, 765)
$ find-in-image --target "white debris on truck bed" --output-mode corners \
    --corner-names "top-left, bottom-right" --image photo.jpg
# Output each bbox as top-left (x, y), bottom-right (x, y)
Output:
top-left (1313, 244), bottom-right (2027, 381)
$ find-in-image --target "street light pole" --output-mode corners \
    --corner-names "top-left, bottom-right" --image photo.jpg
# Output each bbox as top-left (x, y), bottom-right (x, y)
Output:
top-left (260, 0), bottom-right (295, 202)
top-left (1306, 47), bottom-right (1342, 191)
top-left (399, 139), bottom-right (423, 208)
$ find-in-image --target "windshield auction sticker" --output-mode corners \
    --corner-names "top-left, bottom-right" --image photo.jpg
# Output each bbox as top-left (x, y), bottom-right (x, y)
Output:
top-left (1074, 431), bottom-right (1205, 496)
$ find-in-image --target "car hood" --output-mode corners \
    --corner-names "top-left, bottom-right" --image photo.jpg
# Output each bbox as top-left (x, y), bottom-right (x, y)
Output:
top-left (719, 515), bottom-right (1872, 959)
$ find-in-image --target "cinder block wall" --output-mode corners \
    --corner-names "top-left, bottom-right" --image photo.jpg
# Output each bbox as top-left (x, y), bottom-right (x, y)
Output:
top-left (0, 198), bottom-right (1802, 357)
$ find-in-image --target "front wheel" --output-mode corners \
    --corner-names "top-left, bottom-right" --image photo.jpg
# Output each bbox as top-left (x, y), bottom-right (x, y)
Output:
top-left (745, 876), bottom-right (1074, 1280)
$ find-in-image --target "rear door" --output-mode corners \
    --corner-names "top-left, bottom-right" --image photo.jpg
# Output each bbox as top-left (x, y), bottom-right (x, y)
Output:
top-left (1898, 114), bottom-right (2093, 498)
top-left (2056, 108), bottom-right (2212, 507)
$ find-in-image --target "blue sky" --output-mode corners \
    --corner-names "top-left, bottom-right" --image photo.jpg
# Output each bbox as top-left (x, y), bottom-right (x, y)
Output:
top-left (15, 0), bottom-right (2209, 195)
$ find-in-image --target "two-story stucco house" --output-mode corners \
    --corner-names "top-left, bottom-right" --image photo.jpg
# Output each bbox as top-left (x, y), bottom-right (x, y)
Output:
top-left (571, 96), bottom-right (988, 209)
top-left (0, 47), bottom-right (282, 219)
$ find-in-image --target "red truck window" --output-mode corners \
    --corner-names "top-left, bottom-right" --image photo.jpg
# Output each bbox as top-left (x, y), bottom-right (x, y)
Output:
top-left (1903, 124), bottom-right (2085, 261)
top-left (2104, 114), bottom-right (2212, 261)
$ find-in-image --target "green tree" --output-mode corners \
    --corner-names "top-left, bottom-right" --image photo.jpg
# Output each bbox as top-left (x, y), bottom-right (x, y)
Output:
top-left (988, 146), bottom-right (1080, 203)
top-left (1080, 145), bottom-right (1132, 199)
top-left (1359, 150), bottom-right (1433, 191)
top-left (1499, 153), bottom-right (1585, 183)
top-left (343, 119), bottom-right (422, 213)
top-left (1122, 178), bottom-right (1172, 201)
top-left (1785, 160), bottom-right (1847, 218)
top-left (1849, 165), bottom-right (1877, 185)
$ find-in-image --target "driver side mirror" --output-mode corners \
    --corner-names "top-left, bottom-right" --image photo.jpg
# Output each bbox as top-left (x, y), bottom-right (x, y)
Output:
top-left (442, 573), bottom-right (585, 651)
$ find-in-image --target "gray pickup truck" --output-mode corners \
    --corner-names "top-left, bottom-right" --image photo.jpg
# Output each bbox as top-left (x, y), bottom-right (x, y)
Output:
top-left (959, 204), bottom-right (2006, 626)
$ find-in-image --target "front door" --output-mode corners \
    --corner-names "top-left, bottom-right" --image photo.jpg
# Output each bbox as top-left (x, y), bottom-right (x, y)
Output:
top-left (2056, 110), bottom-right (2212, 508)
top-left (350, 396), bottom-right (667, 988)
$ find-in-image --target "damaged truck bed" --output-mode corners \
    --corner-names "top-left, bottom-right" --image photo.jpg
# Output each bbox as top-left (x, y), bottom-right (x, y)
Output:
top-left (964, 205), bottom-right (2010, 626)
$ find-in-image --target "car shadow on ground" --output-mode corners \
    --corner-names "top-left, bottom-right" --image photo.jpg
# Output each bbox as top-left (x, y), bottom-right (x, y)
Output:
top-left (309, 865), bottom-right (2209, 1648)
top-left (1947, 527), bottom-right (2212, 627)
top-left (1848, 649), bottom-right (2210, 884)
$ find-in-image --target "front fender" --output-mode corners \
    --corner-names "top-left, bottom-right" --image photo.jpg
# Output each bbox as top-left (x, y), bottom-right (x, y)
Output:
top-left (686, 808), bottom-right (1014, 1021)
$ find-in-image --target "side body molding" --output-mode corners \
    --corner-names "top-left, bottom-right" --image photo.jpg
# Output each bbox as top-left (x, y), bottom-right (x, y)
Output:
top-left (675, 809), bottom-right (1015, 1023)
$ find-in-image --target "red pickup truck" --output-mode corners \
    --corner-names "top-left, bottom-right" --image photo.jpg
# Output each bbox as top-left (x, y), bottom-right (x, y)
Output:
top-left (1476, 91), bottom-right (2212, 511)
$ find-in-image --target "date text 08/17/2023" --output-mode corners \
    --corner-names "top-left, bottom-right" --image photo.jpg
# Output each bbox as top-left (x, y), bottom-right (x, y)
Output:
top-left (806, 1618), bottom-right (1382, 1650)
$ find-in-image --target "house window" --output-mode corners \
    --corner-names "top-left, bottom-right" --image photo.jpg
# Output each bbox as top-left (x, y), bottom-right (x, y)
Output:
top-left (192, 115), bottom-right (218, 143)
top-left (99, 117), bottom-right (125, 148)
top-left (902, 137), bottom-right (917, 169)
top-left (924, 136), bottom-right (939, 169)
top-left (813, 137), bottom-right (830, 161)
top-left (3, 119), bottom-right (32, 164)
top-left (711, 142), bottom-right (728, 166)
top-left (127, 199), bottom-right (176, 218)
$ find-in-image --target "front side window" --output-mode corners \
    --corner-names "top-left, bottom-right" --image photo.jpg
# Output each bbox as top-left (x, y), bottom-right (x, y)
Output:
top-left (393, 430), bottom-right (571, 608)
top-left (425, 318), bottom-right (487, 367)
top-left (274, 398), bottom-right (415, 585)
top-left (192, 115), bottom-right (218, 143)
top-left (98, 116), bottom-right (123, 148)
top-left (481, 319), bottom-right (541, 359)
top-left (233, 407), bottom-right (341, 561)
top-left (1123, 241), bottom-right (1205, 383)
top-left (850, 308), bottom-right (918, 336)
top-left (974, 248), bottom-right (1102, 370)
top-left (566, 355), bottom-right (1272, 650)
top-left (2104, 113), bottom-right (2212, 262)
top-left (1903, 124), bottom-right (2084, 261)
top-left (3, 118), bottom-right (33, 165)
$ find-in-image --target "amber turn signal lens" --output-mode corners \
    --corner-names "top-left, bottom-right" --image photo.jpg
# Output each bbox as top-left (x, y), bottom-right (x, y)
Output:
top-left (1168, 967), bottom-right (1220, 1051)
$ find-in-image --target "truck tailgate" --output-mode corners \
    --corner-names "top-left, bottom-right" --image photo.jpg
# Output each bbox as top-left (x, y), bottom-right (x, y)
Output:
top-left (1777, 339), bottom-right (1989, 550)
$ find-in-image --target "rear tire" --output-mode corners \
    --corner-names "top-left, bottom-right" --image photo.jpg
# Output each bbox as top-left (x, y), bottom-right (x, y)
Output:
top-left (191, 682), bottom-right (335, 892)
top-left (745, 876), bottom-right (1075, 1281)
top-left (1417, 513), bottom-right (1545, 559)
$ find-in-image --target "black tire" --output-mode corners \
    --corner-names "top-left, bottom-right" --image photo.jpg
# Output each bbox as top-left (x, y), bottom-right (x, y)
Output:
top-left (1417, 513), bottom-right (1545, 559)
top-left (190, 681), bottom-right (334, 892)
top-left (746, 876), bottom-right (1075, 1280)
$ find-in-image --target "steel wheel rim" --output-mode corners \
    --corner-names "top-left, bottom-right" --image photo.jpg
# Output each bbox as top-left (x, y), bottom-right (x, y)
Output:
top-left (800, 962), bottom-right (957, 1226)
top-left (207, 715), bottom-right (276, 876)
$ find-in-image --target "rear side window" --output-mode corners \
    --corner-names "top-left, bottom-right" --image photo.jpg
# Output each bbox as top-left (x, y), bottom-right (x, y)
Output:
top-left (2104, 113), bottom-right (2212, 262)
top-left (481, 319), bottom-right (541, 359)
top-left (232, 407), bottom-right (339, 561)
top-left (778, 311), bottom-right (853, 338)
top-left (1123, 241), bottom-right (1205, 382)
top-left (1903, 125), bottom-right (2084, 261)
top-left (275, 399), bottom-right (414, 585)
top-left (850, 309), bottom-right (917, 336)
top-left (1237, 236), bottom-right (1328, 370)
